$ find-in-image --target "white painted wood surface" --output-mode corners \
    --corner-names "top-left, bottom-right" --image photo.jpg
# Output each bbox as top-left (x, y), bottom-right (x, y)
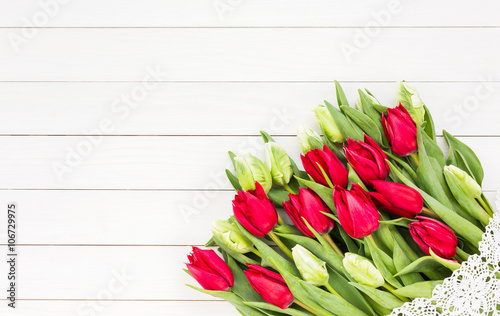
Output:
top-left (1, 1), bottom-right (499, 315)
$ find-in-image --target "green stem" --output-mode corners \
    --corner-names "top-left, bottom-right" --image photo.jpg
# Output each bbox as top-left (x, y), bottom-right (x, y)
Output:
top-left (383, 283), bottom-right (410, 302)
top-left (283, 183), bottom-right (297, 195)
top-left (477, 196), bottom-right (494, 217)
top-left (268, 231), bottom-right (293, 260)
top-left (421, 207), bottom-right (441, 219)
top-left (366, 234), bottom-right (377, 248)
top-left (455, 247), bottom-right (470, 261)
top-left (410, 153), bottom-right (419, 167)
top-left (277, 215), bottom-right (285, 226)
top-left (294, 299), bottom-right (322, 316)
top-left (251, 249), bottom-right (261, 258)
top-left (325, 283), bottom-right (341, 297)
top-left (322, 234), bottom-right (344, 257)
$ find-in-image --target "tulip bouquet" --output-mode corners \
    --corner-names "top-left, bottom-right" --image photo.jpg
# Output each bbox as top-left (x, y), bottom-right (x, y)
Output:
top-left (184, 82), bottom-right (495, 316)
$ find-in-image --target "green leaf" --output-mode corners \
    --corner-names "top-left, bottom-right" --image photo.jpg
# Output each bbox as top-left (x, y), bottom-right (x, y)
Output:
top-left (423, 105), bottom-right (436, 141)
top-left (275, 233), bottom-right (346, 277)
top-left (340, 105), bottom-right (383, 145)
top-left (392, 280), bottom-right (443, 299)
top-left (393, 241), bottom-right (424, 286)
top-left (260, 130), bottom-right (276, 143)
top-left (429, 249), bottom-right (461, 271)
top-left (272, 258), bottom-right (369, 316)
top-left (187, 285), bottom-right (267, 316)
top-left (415, 127), bottom-right (454, 210)
top-left (226, 255), bottom-right (264, 303)
top-left (244, 302), bottom-right (311, 316)
top-left (267, 188), bottom-right (290, 208)
top-left (365, 238), bottom-right (402, 288)
top-left (422, 132), bottom-right (445, 167)
top-left (388, 160), bottom-right (484, 248)
top-left (327, 266), bottom-right (378, 316)
top-left (443, 130), bottom-right (484, 185)
top-left (324, 100), bottom-right (364, 141)
top-left (335, 80), bottom-right (349, 106)
top-left (357, 90), bottom-right (386, 140)
top-left (227, 169), bottom-right (243, 191)
top-left (349, 283), bottom-right (404, 310)
top-left (394, 256), bottom-right (451, 277)
top-left (338, 225), bottom-right (360, 253)
top-left (234, 221), bottom-right (299, 277)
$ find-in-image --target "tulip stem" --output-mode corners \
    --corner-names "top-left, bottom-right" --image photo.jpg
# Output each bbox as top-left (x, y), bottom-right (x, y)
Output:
top-left (365, 234), bottom-right (378, 249)
top-left (477, 196), bottom-right (494, 217)
top-left (421, 207), bottom-right (441, 219)
top-left (382, 283), bottom-right (411, 302)
top-left (294, 299), bottom-right (322, 316)
top-left (251, 249), bottom-right (261, 257)
top-left (325, 283), bottom-right (341, 297)
top-left (322, 234), bottom-right (344, 257)
top-left (277, 215), bottom-right (285, 226)
top-left (453, 254), bottom-right (463, 263)
top-left (410, 153), bottom-right (419, 167)
top-left (283, 183), bottom-right (297, 195)
top-left (268, 231), bottom-right (293, 260)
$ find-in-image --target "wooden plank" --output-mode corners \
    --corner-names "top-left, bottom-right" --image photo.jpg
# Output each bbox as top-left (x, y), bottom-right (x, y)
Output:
top-left (0, 300), bottom-right (237, 315)
top-left (0, 190), bottom-right (496, 246)
top-left (0, 82), bottom-right (497, 136)
top-left (2, 28), bottom-right (499, 81)
top-left (0, 246), bottom-right (225, 300)
top-left (0, 136), bottom-right (497, 190)
top-left (0, 190), bottom-right (234, 245)
top-left (0, 0), bottom-right (499, 27)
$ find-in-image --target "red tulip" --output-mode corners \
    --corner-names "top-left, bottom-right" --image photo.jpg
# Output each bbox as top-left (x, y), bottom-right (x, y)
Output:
top-left (409, 216), bottom-right (458, 259)
top-left (334, 183), bottom-right (380, 238)
top-left (300, 145), bottom-right (348, 188)
top-left (369, 180), bottom-right (423, 218)
top-left (233, 181), bottom-right (278, 237)
top-left (244, 264), bottom-right (294, 309)
top-left (283, 188), bottom-right (334, 238)
top-left (382, 104), bottom-right (418, 157)
top-left (186, 247), bottom-right (234, 291)
top-left (344, 135), bottom-right (390, 186)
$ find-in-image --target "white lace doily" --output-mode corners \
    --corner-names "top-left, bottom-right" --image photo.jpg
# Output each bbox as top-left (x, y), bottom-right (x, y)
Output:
top-left (390, 212), bottom-right (500, 316)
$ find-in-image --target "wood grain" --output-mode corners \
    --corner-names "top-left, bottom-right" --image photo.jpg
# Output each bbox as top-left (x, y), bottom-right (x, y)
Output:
top-left (1, 0), bottom-right (499, 27)
top-left (1, 28), bottom-right (499, 81)
top-left (0, 82), bottom-right (497, 136)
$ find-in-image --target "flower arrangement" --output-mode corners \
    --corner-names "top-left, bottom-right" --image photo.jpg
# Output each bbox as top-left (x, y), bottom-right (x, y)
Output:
top-left (183, 82), bottom-right (495, 316)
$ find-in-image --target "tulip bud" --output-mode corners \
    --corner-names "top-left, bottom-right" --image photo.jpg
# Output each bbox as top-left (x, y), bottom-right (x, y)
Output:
top-left (233, 182), bottom-right (278, 237)
top-left (297, 125), bottom-right (324, 154)
top-left (344, 135), bottom-right (390, 186)
top-left (234, 153), bottom-right (272, 193)
top-left (398, 82), bottom-right (425, 126)
top-left (244, 264), bottom-right (294, 309)
top-left (382, 104), bottom-right (418, 157)
top-left (343, 253), bottom-right (385, 288)
top-left (444, 165), bottom-right (482, 199)
top-left (186, 247), bottom-right (234, 291)
top-left (211, 220), bottom-right (254, 254)
top-left (292, 245), bottom-right (330, 287)
top-left (313, 106), bottom-right (345, 143)
top-left (265, 142), bottom-right (293, 188)
top-left (300, 145), bottom-right (348, 188)
top-left (369, 180), bottom-right (423, 218)
top-left (283, 188), bottom-right (334, 238)
top-left (409, 216), bottom-right (458, 259)
top-left (334, 184), bottom-right (380, 238)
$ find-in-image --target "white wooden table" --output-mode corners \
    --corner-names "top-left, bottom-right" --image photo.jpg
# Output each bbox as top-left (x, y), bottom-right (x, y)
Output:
top-left (0, 1), bottom-right (499, 315)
